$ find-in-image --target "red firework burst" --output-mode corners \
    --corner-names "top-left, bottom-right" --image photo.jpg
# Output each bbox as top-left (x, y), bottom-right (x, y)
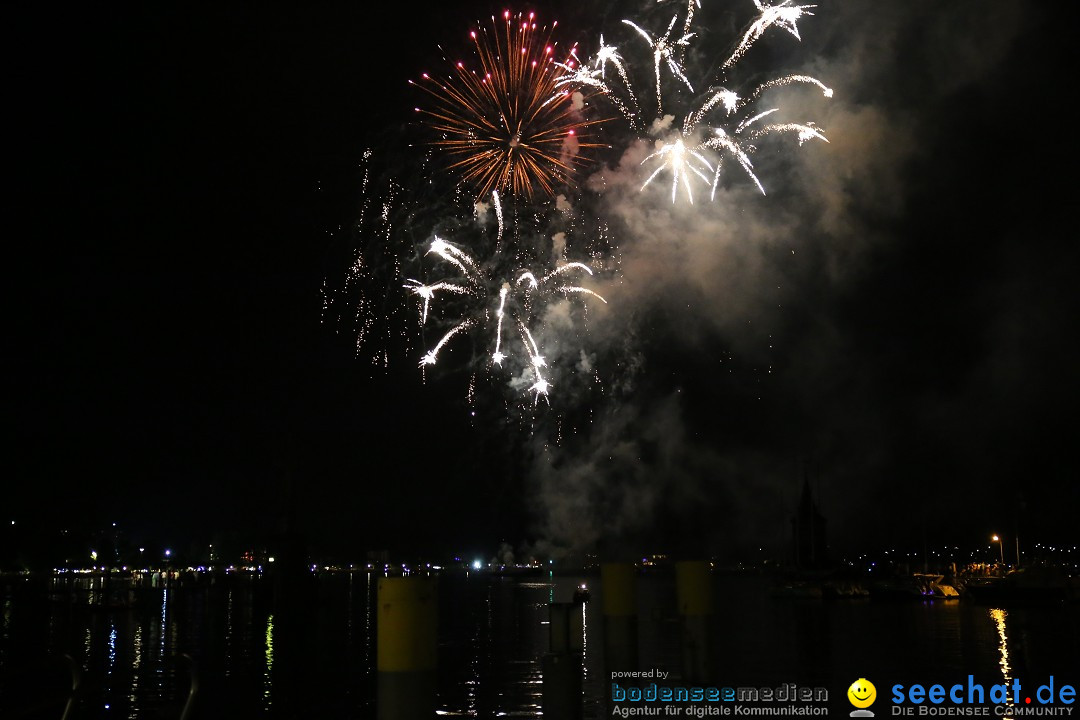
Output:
top-left (411, 10), bottom-right (607, 199)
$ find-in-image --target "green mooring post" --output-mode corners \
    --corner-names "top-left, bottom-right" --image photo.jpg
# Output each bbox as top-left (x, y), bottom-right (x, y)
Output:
top-left (676, 560), bottom-right (714, 684)
top-left (377, 576), bottom-right (437, 720)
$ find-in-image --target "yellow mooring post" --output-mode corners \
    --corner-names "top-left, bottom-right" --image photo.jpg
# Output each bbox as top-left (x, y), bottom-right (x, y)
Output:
top-left (601, 561), bottom-right (639, 706)
top-left (376, 576), bottom-right (437, 720)
top-left (676, 560), bottom-right (714, 684)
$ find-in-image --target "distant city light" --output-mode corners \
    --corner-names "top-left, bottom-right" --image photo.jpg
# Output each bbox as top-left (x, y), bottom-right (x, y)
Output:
top-left (165, 549), bottom-right (172, 557)
top-left (472, 559), bottom-right (483, 570)
top-left (268, 556), bottom-right (275, 563)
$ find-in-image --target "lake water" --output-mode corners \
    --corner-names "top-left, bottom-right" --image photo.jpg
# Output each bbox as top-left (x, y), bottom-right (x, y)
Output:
top-left (1, 569), bottom-right (1077, 718)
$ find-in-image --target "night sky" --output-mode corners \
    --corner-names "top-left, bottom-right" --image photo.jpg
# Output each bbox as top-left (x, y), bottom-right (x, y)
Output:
top-left (7, 2), bottom-right (1077, 565)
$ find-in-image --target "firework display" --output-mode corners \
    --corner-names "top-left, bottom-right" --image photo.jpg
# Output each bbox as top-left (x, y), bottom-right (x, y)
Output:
top-left (410, 10), bottom-right (609, 199)
top-left (324, 0), bottom-right (831, 411)
top-left (558, 0), bottom-right (831, 202)
top-left (406, 192), bottom-right (607, 405)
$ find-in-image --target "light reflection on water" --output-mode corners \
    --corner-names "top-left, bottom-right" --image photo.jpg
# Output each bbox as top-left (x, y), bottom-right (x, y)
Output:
top-left (128, 624), bottom-right (142, 720)
top-left (991, 608), bottom-right (1014, 720)
top-left (1, 597), bottom-right (10, 643)
top-left (224, 589), bottom-right (233, 679)
top-left (0, 571), bottom-right (1075, 718)
top-left (107, 622), bottom-right (116, 678)
top-left (263, 613), bottom-right (274, 710)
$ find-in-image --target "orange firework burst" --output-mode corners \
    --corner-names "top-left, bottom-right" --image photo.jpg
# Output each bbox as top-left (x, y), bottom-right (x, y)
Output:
top-left (411, 10), bottom-right (607, 199)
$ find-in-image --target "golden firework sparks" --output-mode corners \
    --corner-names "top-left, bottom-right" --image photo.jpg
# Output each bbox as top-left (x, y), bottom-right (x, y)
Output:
top-left (411, 11), bottom-right (608, 199)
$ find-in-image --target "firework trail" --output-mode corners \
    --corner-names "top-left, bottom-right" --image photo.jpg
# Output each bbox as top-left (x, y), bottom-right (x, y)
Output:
top-left (404, 191), bottom-right (608, 405)
top-left (622, 15), bottom-right (696, 114)
top-left (409, 10), bottom-right (610, 199)
top-left (321, 142), bottom-right (619, 427)
top-left (320, 149), bottom-right (420, 372)
top-left (723, 0), bottom-right (818, 69)
top-left (558, 0), bottom-right (831, 203)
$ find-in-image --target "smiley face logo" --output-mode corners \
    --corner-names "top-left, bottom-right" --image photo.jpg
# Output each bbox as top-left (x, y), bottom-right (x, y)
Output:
top-left (847, 678), bottom-right (877, 709)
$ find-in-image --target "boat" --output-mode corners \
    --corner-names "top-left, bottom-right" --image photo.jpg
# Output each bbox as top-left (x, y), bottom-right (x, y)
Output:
top-left (822, 580), bottom-right (870, 598)
top-left (870, 573), bottom-right (957, 601)
top-left (964, 567), bottom-right (1072, 606)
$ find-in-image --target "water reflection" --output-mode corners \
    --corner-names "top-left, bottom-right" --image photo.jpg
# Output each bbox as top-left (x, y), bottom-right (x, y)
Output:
top-left (108, 624), bottom-right (117, 674)
top-left (435, 576), bottom-right (573, 717)
top-left (2, 596), bottom-right (11, 644)
top-left (224, 589), bottom-right (233, 679)
top-left (128, 624), bottom-right (142, 720)
top-left (364, 571), bottom-right (373, 667)
top-left (2, 570), bottom-right (1076, 719)
top-left (159, 588), bottom-right (167, 661)
top-left (991, 608), bottom-right (1014, 720)
top-left (263, 613), bottom-right (274, 710)
top-left (581, 601), bottom-right (588, 678)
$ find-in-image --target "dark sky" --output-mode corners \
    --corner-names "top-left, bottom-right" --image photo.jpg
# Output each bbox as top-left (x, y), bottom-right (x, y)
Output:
top-left (7, 2), bottom-right (1077, 564)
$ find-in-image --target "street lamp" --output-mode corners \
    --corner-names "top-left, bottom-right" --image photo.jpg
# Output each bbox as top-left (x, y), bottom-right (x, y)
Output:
top-left (992, 535), bottom-right (1004, 565)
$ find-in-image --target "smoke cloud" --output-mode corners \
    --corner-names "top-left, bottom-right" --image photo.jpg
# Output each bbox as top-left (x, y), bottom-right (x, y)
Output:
top-left (521, 0), bottom-right (1052, 561)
